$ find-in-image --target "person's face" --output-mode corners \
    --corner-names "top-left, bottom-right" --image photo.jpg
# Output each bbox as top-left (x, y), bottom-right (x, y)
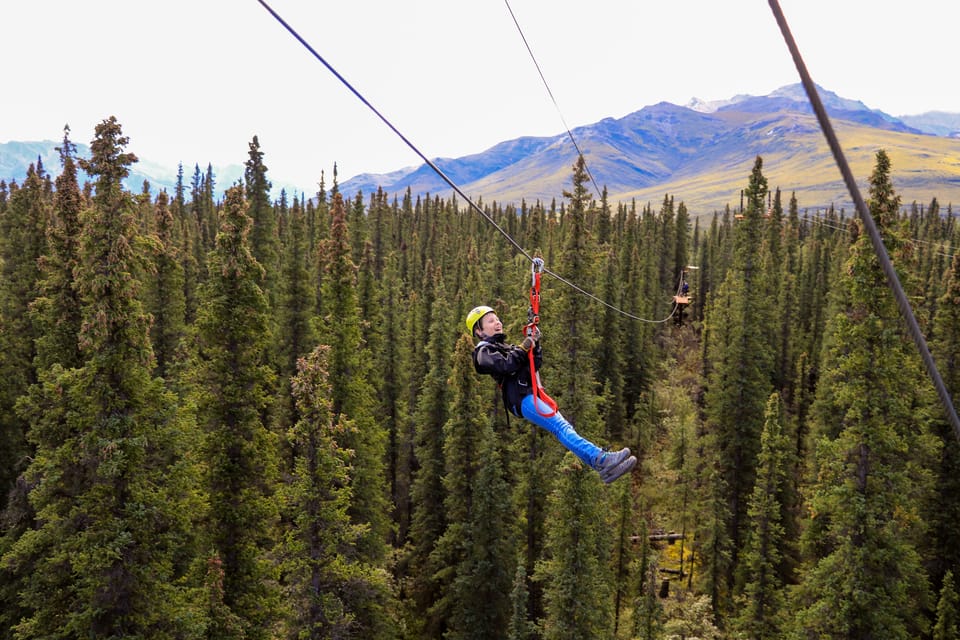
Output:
top-left (477, 312), bottom-right (502, 337)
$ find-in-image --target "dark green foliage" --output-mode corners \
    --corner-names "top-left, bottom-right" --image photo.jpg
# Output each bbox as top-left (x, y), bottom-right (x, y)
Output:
top-left (318, 192), bottom-right (396, 637)
top-left (194, 184), bottom-right (281, 638)
top-left (32, 127), bottom-right (84, 373)
top-left (595, 246), bottom-right (628, 441)
top-left (935, 570), bottom-right (960, 640)
top-left (732, 393), bottom-right (788, 639)
top-left (550, 155), bottom-right (602, 437)
top-left (445, 395), bottom-right (515, 638)
top-left (0, 160), bottom-right (48, 508)
top-left (508, 561), bottom-right (536, 640)
top-left (244, 136), bottom-right (278, 301)
top-left (3, 116), bottom-right (200, 638)
top-left (276, 194), bottom-right (318, 427)
top-left (930, 252), bottom-right (960, 584)
top-left (610, 479), bottom-right (637, 634)
top-left (404, 274), bottom-right (455, 636)
top-left (2, 118), bottom-right (958, 640)
top-left (429, 335), bottom-right (515, 640)
top-left (280, 344), bottom-right (392, 638)
top-left (700, 156), bottom-right (775, 612)
top-left (535, 454), bottom-right (613, 640)
top-left (630, 511), bottom-right (663, 640)
top-left (145, 190), bottom-right (186, 378)
top-left (1, 130), bottom-right (79, 637)
top-left (788, 150), bottom-right (937, 639)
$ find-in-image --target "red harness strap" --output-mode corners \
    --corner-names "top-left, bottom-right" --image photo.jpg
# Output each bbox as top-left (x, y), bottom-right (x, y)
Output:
top-left (524, 258), bottom-right (558, 418)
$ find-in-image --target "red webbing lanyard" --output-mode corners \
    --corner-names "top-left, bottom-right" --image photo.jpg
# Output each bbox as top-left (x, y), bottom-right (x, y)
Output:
top-left (524, 258), bottom-right (558, 418)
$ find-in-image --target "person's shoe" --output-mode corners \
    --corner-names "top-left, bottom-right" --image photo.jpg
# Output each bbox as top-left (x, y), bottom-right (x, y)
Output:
top-left (594, 448), bottom-right (637, 484)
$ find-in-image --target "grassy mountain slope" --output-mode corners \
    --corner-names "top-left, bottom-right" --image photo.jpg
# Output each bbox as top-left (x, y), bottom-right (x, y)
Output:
top-left (343, 88), bottom-right (960, 215)
top-left (619, 117), bottom-right (960, 213)
top-left (5, 86), bottom-right (957, 214)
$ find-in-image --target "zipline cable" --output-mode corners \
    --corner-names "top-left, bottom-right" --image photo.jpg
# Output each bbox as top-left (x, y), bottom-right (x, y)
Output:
top-left (253, 0), bottom-right (531, 263)
top-left (767, 0), bottom-right (960, 442)
top-left (255, 0), bottom-right (677, 324)
top-left (803, 213), bottom-right (957, 261)
top-left (503, 0), bottom-right (603, 198)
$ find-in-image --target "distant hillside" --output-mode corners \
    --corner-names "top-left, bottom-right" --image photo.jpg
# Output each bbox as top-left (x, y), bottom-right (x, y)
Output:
top-left (0, 140), bottom-right (251, 198)
top-left (898, 111), bottom-right (960, 138)
top-left (4, 84), bottom-right (959, 214)
top-left (341, 84), bottom-right (960, 214)
top-left (0, 140), bottom-right (188, 194)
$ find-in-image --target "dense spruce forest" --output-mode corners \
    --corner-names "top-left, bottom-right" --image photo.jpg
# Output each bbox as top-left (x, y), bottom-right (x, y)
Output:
top-left (1, 116), bottom-right (959, 640)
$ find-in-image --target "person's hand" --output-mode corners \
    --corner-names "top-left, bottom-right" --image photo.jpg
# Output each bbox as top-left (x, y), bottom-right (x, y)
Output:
top-left (532, 326), bottom-right (541, 343)
top-left (521, 336), bottom-right (536, 351)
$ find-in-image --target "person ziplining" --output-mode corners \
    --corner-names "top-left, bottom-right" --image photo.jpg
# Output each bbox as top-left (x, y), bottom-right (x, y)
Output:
top-left (466, 259), bottom-right (637, 484)
top-left (254, 0), bottom-right (960, 444)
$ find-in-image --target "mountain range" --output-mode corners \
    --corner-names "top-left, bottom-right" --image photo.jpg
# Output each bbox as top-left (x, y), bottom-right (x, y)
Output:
top-left (341, 84), bottom-right (960, 214)
top-left (0, 140), bottom-right (251, 201)
top-left (3, 84), bottom-right (959, 215)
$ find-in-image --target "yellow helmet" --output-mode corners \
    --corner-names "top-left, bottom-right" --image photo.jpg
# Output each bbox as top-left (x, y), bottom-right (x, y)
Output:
top-left (465, 305), bottom-right (495, 335)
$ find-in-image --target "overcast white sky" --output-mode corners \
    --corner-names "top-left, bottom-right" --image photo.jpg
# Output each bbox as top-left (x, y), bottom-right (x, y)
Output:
top-left (2, 0), bottom-right (956, 195)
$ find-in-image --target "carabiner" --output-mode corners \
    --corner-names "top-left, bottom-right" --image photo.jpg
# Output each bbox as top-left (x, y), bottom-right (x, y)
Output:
top-left (531, 257), bottom-right (544, 288)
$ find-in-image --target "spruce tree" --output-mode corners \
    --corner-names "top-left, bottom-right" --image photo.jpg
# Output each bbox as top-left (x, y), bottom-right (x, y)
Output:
top-left (658, 194), bottom-right (677, 301)
top-left (776, 192), bottom-right (802, 398)
top-left (610, 479), bottom-right (637, 635)
top-left (733, 392), bottom-right (788, 639)
top-left (595, 247), bottom-right (628, 441)
top-left (535, 454), bottom-right (613, 640)
top-left (550, 154), bottom-right (602, 441)
top-left (276, 194), bottom-right (318, 426)
top-left (935, 571), bottom-right (960, 640)
top-left (930, 251), bottom-right (960, 583)
top-left (445, 377), bottom-right (514, 639)
top-left (405, 274), bottom-right (455, 637)
top-left (4, 116), bottom-right (199, 637)
top-left (319, 192), bottom-right (395, 637)
top-left (789, 150), bottom-right (936, 639)
top-left (280, 344), bottom-right (391, 638)
top-left (194, 184), bottom-right (281, 638)
top-left (0, 160), bottom-right (48, 506)
top-left (177, 165), bottom-right (202, 325)
top-left (376, 253), bottom-right (409, 544)
top-left (429, 335), bottom-right (515, 639)
top-left (701, 156), bottom-right (775, 614)
top-left (1, 130), bottom-right (83, 638)
top-left (621, 244), bottom-right (652, 421)
top-left (695, 432), bottom-right (733, 621)
top-left (244, 135), bottom-right (278, 305)
top-left (630, 511), bottom-right (663, 640)
top-left (145, 190), bottom-right (186, 379)
top-left (32, 126), bottom-right (84, 372)
top-left (508, 561), bottom-right (536, 640)
top-left (674, 201), bottom-right (691, 290)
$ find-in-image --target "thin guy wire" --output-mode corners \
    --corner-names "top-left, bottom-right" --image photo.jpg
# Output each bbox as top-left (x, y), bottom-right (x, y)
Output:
top-left (542, 265), bottom-right (680, 324)
top-left (803, 214), bottom-right (956, 260)
top-left (255, 0), bottom-right (675, 324)
top-left (768, 0), bottom-right (960, 441)
top-left (503, 0), bottom-right (604, 199)
top-left (254, 0), bottom-right (531, 263)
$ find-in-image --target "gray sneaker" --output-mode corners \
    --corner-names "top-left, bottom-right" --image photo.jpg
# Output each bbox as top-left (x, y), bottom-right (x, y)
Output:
top-left (594, 448), bottom-right (637, 484)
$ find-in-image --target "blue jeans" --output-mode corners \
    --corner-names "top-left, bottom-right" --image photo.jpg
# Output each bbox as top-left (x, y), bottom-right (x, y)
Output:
top-left (520, 394), bottom-right (602, 468)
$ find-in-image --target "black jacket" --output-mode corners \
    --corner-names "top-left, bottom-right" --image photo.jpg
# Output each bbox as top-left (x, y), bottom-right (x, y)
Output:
top-left (472, 333), bottom-right (542, 417)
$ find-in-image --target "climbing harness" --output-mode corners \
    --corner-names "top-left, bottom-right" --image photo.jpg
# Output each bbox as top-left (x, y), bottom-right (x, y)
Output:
top-left (523, 258), bottom-right (558, 418)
